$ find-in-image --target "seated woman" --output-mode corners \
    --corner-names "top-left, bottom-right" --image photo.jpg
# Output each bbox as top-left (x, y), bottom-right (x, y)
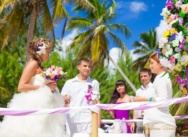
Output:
top-left (109, 80), bottom-right (133, 133)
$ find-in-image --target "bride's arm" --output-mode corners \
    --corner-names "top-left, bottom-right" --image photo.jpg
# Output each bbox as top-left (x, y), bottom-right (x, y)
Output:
top-left (133, 96), bottom-right (156, 102)
top-left (18, 60), bottom-right (40, 92)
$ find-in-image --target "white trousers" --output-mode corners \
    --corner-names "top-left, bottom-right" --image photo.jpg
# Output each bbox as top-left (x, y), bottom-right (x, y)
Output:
top-left (66, 121), bottom-right (91, 137)
top-left (149, 123), bottom-right (176, 137)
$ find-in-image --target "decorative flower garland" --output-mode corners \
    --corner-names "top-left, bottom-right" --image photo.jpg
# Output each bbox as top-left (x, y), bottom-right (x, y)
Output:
top-left (159, 0), bottom-right (188, 94)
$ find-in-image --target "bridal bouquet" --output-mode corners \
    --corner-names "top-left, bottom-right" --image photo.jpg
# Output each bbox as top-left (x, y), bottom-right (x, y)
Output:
top-left (85, 84), bottom-right (100, 105)
top-left (41, 65), bottom-right (67, 82)
top-left (158, 0), bottom-right (188, 94)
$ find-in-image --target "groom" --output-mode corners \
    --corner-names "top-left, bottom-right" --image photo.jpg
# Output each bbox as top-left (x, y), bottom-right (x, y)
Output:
top-left (61, 58), bottom-right (101, 137)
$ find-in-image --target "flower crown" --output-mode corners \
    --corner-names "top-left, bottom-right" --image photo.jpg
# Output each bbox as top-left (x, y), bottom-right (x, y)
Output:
top-left (36, 42), bottom-right (48, 55)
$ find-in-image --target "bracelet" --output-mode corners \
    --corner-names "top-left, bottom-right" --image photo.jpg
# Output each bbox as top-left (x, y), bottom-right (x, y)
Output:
top-left (149, 97), bottom-right (153, 102)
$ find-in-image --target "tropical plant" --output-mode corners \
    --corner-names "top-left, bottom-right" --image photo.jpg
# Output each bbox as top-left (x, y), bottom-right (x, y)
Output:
top-left (114, 52), bottom-right (140, 94)
top-left (66, 0), bottom-right (137, 92)
top-left (0, 0), bottom-right (94, 60)
top-left (132, 29), bottom-right (158, 71)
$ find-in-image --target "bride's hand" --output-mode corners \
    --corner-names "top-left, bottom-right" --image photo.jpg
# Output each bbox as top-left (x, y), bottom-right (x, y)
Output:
top-left (46, 81), bottom-right (57, 91)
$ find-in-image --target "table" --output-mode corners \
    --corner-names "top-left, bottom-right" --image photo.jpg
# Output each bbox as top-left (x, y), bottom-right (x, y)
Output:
top-left (73, 133), bottom-right (145, 137)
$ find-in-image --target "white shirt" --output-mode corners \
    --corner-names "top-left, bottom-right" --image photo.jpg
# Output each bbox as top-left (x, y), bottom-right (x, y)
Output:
top-left (136, 82), bottom-right (156, 118)
top-left (143, 72), bottom-right (176, 127)
top-left (61, 76), bottom-right (100, 123)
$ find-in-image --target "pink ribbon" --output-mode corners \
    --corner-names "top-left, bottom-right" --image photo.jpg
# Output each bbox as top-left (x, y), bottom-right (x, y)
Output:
top-left (0, 96), bottom-right (188, 116)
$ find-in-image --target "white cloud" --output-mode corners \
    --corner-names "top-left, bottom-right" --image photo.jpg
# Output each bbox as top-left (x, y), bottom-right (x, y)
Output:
top-left (108, 47), bottom-right (122, 67)
top-left (61, 29), bottom-right (79, 51)
top-left (107, 48), bottom-right (141, 71)
top-left (130, 49), bottom-right (143, 61)
top-left (56, 29), bottom-right (79, 56)
top-left (116, 2), bottom-right (125, 9)
top-left (129, 2), bottom-right (147, 13)
top-left (155, 20), bottom-right (168, 41)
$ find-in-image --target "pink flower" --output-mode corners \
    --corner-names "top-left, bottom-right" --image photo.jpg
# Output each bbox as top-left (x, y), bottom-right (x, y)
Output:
top-left (170, 56), bottom-right (176, 64)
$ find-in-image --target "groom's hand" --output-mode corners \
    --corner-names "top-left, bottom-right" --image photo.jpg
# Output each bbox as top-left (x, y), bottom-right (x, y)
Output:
top-left (64, 95), bottom-right (70, 105)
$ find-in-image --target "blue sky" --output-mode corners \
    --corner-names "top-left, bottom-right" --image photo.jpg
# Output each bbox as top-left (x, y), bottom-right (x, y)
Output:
top-left (114, 0), bottom-right (165, 50)
top-left (55, 0), bottom-right (166, 50)
top-left (54, 0), bottom-right (167, 63)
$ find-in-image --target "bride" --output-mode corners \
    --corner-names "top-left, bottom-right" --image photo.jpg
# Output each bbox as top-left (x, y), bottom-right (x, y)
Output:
top-left (0, 37), bottom-right (67, 137)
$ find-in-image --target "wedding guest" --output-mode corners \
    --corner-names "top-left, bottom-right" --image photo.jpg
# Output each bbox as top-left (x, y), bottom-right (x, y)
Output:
top-left (0, 37), bottom-right (66, 137)
top-left (109, 80), bottom-right (133, 133)
top-left (61, 58), bottom-right (100, 137)
top-left (133, 53), bottom-right (176, 137)
top-left (131, 68), bottom-right (156, 133)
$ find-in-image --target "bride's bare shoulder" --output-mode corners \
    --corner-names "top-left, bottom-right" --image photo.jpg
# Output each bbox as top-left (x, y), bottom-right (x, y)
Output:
top-left (26, 59), bottom-right (39, 68)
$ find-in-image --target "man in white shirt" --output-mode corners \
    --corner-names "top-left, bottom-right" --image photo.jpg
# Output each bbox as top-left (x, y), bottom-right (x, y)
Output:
top-left (132, 68), bottom-right (156, 133)
top-left (61, 58), bottom-right (100, 137)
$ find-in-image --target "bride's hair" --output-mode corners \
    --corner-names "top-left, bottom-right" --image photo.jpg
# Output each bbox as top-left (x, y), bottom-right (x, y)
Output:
top-left (27, 37), bottom-right (52, 67)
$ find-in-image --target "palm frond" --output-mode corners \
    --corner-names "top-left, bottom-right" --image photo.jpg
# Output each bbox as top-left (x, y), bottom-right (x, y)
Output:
top-left (66, 17), bottom-right (92, 30)
top-left (74, 0), bottom-right (95, 12)
top-left (0, 3), bottom-right (26, 48)
top-left (94, 24), bottom-right (108, 35)
top-left (66, 30), bottom-right (92, 50)
top-left (0, 0), bottom-right (15, 13)
top-left (132, 41), bottom-right (144, 47)
top-left (91, 33), bottom-right (108, 66)
top-left (108, 31), bottom-right (126, 49)
top-left (132, 54), bottom-right (150, 71)
top-left (41, 1), bottom-right (55, 42)
top-left (51, 0), bottom-right (69, 22)
top-left (133, 48), bottom-right (149, 54)
top-left (107, 24), bottom-right (131, 38)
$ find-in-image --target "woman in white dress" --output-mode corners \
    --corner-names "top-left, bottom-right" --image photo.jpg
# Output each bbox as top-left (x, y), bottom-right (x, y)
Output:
top-left (134, 53), bottom-right (176, 137)
top-left (0, 37), bottom-right (66, 137)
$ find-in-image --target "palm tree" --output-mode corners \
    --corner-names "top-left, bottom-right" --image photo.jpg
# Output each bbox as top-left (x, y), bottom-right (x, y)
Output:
top-left (66, 0), bottom-right (137, 91)
top-left (132, 29), bottom-right (158, 71)
top-left (0, 0), bottom-right (94, 60)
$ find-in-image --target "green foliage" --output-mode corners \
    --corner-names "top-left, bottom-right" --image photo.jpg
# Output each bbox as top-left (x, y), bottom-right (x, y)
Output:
top-left (0, 51), bottom-right (23, 94)
top-left (114, 53), bottom-right (140, 95)
top-left (0, 49), bottom-right (24, 121)
top-left (132, 29), bottom-right (158, 71)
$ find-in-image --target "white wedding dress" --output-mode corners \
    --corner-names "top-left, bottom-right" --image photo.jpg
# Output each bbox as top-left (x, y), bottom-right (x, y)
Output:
top-left (0, 74), bottom-right (67, 137)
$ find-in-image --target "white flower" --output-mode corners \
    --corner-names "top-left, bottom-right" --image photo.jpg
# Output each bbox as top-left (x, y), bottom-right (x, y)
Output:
top-left (172, 39), bottom-right (179, 47)
top-left (52, 70), bottom-right (58, 75)
top-left (176, 31), bottom-right (184, 42)
top-left (159, 58), bottom-right (175, 71)
top-left (160, 58), bottom-right (170, 68)
top-left (91, 93), bottom-right (100, 100)
top-left (164, 44), bottom-right (173, 57)
top-left (175, 0), bottom-right (183, 9)
top-left (175, 47), bottom-right (181, 52)
top-left (180, 55), bottom-right (188, 65)
top-left (160, 7), bottom-right (170, 19)
top-left (91, 94), bottom-right (97, 100)
top-left (159, 37), bottom-right (168, 48)
top-left (174, 53), bottom-right (181, 59)
top-left (45, 69), bottom-right (51, 75)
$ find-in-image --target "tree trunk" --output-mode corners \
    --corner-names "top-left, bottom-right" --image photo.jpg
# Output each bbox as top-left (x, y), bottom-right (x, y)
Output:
top-left (109, 55), bottom-right (137, 92)
top-left (26, 1), bottom-right (37, 62)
